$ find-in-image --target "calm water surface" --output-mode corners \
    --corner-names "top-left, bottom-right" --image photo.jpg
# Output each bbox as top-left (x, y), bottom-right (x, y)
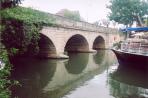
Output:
top-left (11, 50), bottom-right (148, 98)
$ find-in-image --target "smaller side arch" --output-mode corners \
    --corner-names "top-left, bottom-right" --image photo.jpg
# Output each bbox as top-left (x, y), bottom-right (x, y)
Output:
top-left (93, 36), bottom-right (105, 50)
top-left (38, 34), bottom-right (57, 58)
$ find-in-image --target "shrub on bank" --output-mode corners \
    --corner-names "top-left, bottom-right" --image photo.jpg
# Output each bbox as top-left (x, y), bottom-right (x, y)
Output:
top-left (0, 48), bottom-right (11, 98)
top-left (0, 6), bottom-right (55, 97)
top-left (0, 7), bottom-right (55, 56)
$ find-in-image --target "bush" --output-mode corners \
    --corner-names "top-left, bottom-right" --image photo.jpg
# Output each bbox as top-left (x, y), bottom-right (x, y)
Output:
top-left (0, 6), bottom-right (55, 56)
top-left (0, 6), bottom-right (56, 98)
top-left (0, 49), bottom-right (11, 98)
top-left (0, 6), bottom-right (55, 25)
top-left (1, 19), bottom-right (40, 56)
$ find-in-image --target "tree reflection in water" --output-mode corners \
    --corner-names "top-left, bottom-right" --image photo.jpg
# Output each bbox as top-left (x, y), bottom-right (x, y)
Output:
top-left (109, 65), bottom-right (148, 98)
top-left (10, 57), bottom-right (57, 98)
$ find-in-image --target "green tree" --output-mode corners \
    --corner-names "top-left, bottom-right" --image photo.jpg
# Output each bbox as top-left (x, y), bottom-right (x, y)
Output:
top-left (0, 0), bottom-right (23, 9)
top-left (144, 16), bottom-right (148, 26)
top-left (56, 9), bottom-right (82, 21)
top-left (64, 10), bottom-right (81, 21)
top-left (107, 0), bottom-right (148, 26)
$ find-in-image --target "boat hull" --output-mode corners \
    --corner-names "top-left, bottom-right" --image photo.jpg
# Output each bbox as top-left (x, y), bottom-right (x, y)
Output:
top-left (112, 49), bottom-right (148, 69)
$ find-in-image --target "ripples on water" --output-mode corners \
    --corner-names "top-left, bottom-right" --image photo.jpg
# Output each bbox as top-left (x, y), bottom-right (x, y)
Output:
top-left (10, 50), bottom-right (148, 98)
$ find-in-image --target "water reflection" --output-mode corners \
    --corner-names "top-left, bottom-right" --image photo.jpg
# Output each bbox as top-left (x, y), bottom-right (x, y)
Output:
top-left (10, 50), bottom-right (148, 98)
top-left (93, 50), bottom-right (105, 65)
top-left (10, 50), bottom-right (108, 98)
top-left (109, 65), bottom-right (148, 98)
top-left (65, 53), bottom-right (89, 74)
top-left (10, 58), bottom-right (57, 98)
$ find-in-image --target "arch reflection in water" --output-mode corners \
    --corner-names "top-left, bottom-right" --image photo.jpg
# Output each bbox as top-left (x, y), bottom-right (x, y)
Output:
top-left (93, 50), bottom-right (105, 65)
top-left (65, 53), bottom-right (89, 74)
top-left (109, 65), bottom-right (148, 98)
top-left (10, 58), bottom-right (57, 98)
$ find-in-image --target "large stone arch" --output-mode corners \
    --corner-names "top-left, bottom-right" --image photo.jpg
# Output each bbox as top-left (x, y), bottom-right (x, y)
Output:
top-left (64, 34), bottom-right (89, 52)
top-left (38, 34), bottom-right (57, 58)
top-left (93, 36), bottom-right (105, 50)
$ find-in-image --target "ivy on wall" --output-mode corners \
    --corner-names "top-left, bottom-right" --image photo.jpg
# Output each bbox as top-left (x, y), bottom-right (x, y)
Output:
top-left (1, 19), bottom-right (40, 56)
top-left (0, 5), bottom-right (57, 98)
top-left (0, 6), bottom-right (55, 57)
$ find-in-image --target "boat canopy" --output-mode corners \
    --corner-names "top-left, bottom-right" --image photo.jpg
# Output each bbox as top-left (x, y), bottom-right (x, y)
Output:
top-left (120, 27), bottom-right (148, 32)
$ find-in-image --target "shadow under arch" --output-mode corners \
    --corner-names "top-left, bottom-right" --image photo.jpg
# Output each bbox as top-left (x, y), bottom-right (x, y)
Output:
top-left (93, 36), bottom-right (105, 50)
top-left (93, 50), bottom-right (106, 65)
top-left (10, 57), bottom-right (57, 98)
top-left (109, 65), bottom-right (148, 98)
top-left (38, 34), bottom-right (57, 58)
top-left (65, 53), bottom-right (89, 74)
top-left (65, 34), bottom-right (89, 52)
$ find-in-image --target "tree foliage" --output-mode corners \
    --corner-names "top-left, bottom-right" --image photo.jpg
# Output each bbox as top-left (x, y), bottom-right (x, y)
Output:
top-left (107, 0), bottom-right (148, 26)
top-left (0, 48), bottom-right (11, 98)
top-left (0, 0), bottom-right (23, 9)
top-left (0, 7), bottom-right (55, 25)
top-left (1, 19), bottom-right (40, 56)
top-left (0, 7), bottom-right (55, 57)
top-left (144, 17), bottom-right (148, 26)
top-left (56, 9), bottom-right (82, 21)
top-left (64, 10), bottom-right (81, 21)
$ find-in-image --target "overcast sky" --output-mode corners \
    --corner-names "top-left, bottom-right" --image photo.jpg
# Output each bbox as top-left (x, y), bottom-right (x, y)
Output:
top-left (21, 0), bottom-right (110, 23)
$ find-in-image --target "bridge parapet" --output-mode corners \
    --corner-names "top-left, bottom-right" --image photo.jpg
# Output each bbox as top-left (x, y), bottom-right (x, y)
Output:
top-left (48, 13), bottom-right (119, 33)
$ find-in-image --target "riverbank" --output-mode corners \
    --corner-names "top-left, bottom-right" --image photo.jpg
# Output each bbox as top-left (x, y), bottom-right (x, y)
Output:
top-left (0, 47), bottom-right (11, 98)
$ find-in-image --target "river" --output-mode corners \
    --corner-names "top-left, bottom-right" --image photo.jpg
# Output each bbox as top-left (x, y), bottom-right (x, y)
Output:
top-left (10, 50), bottom-right (148, 98)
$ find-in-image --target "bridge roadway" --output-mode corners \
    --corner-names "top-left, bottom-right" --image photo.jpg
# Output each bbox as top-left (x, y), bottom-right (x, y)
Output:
top-left (38, 13), bottom-right (121, 58)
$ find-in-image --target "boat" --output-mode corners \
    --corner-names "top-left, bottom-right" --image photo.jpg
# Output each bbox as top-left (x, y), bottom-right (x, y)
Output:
top-left (112, 27), bottom-right (148, 69)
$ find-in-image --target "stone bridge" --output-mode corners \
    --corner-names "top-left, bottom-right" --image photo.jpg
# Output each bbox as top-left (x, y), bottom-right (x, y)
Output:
top-left (39, 13), bottom-right (122, 58)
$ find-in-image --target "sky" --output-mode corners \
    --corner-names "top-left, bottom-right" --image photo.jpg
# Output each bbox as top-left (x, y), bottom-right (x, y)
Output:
top-left (21, 0), bottom-right (110, 23)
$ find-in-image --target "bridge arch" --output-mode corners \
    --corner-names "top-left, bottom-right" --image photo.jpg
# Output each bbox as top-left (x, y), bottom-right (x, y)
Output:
top-left (38, 34), bottom-right (57, 58)
top-left (65, 34), bottom-right (89, 52)
top-left (93, 36), bottom-right (105, 50)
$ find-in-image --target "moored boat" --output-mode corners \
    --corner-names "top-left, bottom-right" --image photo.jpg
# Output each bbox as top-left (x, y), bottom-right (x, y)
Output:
top-left (112, 48), bottom-right (148, 68)
top-left (112, 27), bottom-right (148, 69)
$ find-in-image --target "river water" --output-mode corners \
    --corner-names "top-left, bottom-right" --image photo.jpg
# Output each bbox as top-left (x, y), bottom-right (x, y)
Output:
top-left (10, 50), bottom-right (148, 98)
